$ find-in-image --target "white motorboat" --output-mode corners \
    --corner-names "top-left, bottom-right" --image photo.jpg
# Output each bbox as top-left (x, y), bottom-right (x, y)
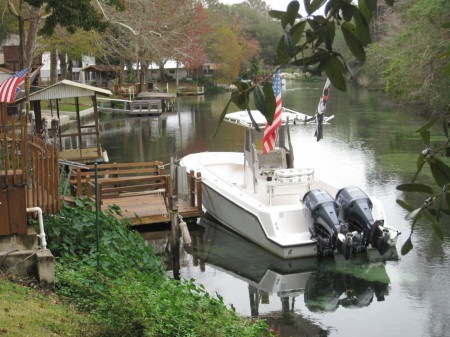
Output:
top-left (185, 214), bottom-right (396, 312)
top-left (180, 108), bottom-right (400, 259)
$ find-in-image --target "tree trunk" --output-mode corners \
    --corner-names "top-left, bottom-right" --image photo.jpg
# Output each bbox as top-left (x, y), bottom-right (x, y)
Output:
top-left (119, 57), bottom-right (125, 84)
top-left (50, 49), bottom-right (58, 84)
top-left (159, 63), bottom-right (166, 83)
top-left (139, 59), bottom-right (148, 92)
top-left (18, 14), bottom-right (26, 70)
top-left (67, 58), bottom-right (73, 80)
top-left (24, 7), bottom-right (42, 68)
top-left (59, 52), bottom-right (67, 80)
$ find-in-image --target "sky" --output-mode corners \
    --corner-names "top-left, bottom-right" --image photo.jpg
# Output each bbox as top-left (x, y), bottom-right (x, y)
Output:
top-left (219, 0), bottom-right (295, 12)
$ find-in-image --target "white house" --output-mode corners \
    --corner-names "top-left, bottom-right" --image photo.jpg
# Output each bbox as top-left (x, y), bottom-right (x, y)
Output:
top-left (40, 53), bottom-right (95, 83)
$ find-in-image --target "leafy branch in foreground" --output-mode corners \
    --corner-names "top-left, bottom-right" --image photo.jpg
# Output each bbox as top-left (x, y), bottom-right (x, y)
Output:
top-left (396, 105), bottom-right (450, 255)
top-left (216, 0), bottom-right (396, 130)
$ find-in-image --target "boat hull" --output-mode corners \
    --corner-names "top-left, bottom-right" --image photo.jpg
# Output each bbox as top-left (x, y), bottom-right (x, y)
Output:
top-left (201, 182), bottom-right (317, 259)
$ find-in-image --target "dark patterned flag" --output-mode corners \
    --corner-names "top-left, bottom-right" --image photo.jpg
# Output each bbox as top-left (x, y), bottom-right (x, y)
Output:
top-left (315, 78), bottom-right (331, 141)
top-left (0, 68), bottom-right (30, 103)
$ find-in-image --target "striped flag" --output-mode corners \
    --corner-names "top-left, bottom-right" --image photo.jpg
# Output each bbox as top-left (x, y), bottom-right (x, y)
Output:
top-left (263, 70), bottom-right (282, 154)
top-left (0, 68), bottom-right (30, 103)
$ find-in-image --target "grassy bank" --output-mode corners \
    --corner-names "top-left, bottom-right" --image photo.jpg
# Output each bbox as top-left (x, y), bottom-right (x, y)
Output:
top-left (0, 276), bottom-right (93, 336)
top-left (16, 199), bottom-right (273, 337)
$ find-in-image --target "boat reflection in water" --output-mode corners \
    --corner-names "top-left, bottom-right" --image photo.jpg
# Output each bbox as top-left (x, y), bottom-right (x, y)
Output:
top-left (184, 214), bottom-right (397, 334)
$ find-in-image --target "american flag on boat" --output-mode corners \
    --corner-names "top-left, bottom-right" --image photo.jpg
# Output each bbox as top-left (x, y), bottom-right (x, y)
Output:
top-left (0, 68), bottom-right (30, 103)
top-left (263, 70), bottom-right (282, 154)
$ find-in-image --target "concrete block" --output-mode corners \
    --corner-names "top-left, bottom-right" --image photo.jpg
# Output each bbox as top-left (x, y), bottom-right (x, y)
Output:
top-left (0, 248), bottom-right (55, 290)
top-left (0, 250), bottom-right (37, 278)
top-left (0, 229), bottom-right (38, 251)
top-left (36, 249), bottom-right (55, 290)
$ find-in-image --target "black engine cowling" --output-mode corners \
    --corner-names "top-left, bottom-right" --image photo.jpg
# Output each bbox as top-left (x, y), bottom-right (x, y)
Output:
top-left (304, 189), bottom-right (352, 258)
top-left (335, 186), bottom-right (391, 255)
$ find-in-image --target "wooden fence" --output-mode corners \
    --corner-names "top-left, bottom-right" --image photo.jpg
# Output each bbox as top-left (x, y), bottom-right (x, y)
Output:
top-left (0, 115), bottom-right (60, 218)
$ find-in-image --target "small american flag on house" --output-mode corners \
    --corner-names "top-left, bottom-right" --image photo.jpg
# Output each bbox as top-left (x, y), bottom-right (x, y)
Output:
top-left (0, 68), bottom-right (30, 103)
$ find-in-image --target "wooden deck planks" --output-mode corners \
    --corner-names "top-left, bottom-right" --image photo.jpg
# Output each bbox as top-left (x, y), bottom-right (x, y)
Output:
top-left (101, 193), bottom-right (202, 225)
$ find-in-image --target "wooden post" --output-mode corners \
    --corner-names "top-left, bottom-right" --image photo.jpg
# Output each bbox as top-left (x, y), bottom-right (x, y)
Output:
top-left (170, 157), bottom-right (180, 280)
top-left (75, 97), bottom-right (82, 152)
top-left (196, 172), bottom-right (202, 211)
top-left (0, 103), bottom-right (6, 124)
top-left (92, 95), bottom-right (101, 157)
top-left (189, 170), bottom-right (195, 207)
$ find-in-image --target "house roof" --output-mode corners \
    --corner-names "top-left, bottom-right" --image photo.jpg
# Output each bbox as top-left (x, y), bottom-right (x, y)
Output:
top-left (80, 64), bottom-right (121, 72)
top-left (0, 66), bottom-right (13, 75)
top-left (15, 79), bottom-right (112, 102)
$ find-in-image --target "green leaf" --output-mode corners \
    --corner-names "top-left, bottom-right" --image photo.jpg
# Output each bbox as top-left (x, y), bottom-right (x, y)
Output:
top-left (365, 0), bottom-right (378, 12)
top-left (307, 18), bottom-right (321, 31)
top-left (303, 0), bottom-right (312, 15)
top-left (253, 82), bottom-right (276, 125)
top-left (291, 49), bottom-right (329, 67)
top-left (429, 158), bottom-right (450, 188)
top-left (353, 6), bottom-right (372, 46)
top-left (416, 153), bottom-right (426, 170)
top-left (341, 22), bottom-right (366, 62)
top-left (358, 0), bottom-right (373, 24)
top-left (419, 129), bottom-right (430, 146)
top-left (442, 21), bottom-right (450, 29)
top-left (324, 21), bottom-right (336, 51)
top-left (396, 199), bottom-right (415, 212)
top-left (213, 98), bottom-right (232, 137)
top-left (322, 55), bottom-right (347, 91)
top-left (274, 35), bottom-right (290, 66)
top-left (443, 116), bottom-right (448, 137)
top-left (396, 183), bottom-right (434, 194)
top-left (284, 31), bottom-right (296, 57)
top-left (285, 0), bottom-right (300, 28)
top-left (341, 3), bottom-right (354, 21)
top-left (253, 84), bottom-right (267, 117)
top-left (405, 207), bottom-right (422, 220)
top-left (290, 20), bottom-right (307, 43)
top-left (384, 0), bottom-right (394, 6)
top-left (401, 237), bottom-right (413, 255)
top-left (309, 0), bottom-right (327, 14)
top-left (416, 114), bottom-right (441, 132)
top-left (412, 155), bottom-right (426, 182)
top-left (303, 65), bottom-right (322, 76)
top-left (231, 90), bottom-right (249, 110)
top-left (269, 10), bottom-right (286, 20)
top-left (263, 82), bottom-right (276, 124)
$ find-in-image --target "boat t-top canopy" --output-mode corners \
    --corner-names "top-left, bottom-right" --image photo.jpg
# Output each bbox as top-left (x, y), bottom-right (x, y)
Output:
top-left (223, 108), bottom-right (330, 129)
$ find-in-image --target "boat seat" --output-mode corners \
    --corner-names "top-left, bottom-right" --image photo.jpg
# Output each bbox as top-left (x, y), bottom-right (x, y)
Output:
top-left (267, 168), bottom-right (314, 205)
top-left (273, 168), bottom-right (314, 185)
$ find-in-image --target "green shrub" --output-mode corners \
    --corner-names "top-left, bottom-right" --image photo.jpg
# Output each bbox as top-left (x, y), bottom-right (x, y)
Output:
top-left (44, 200), bottom-right (273, 337)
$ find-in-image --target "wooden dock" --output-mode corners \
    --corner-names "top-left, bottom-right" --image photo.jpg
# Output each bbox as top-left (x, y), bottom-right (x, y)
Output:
top-left (101, 192), bottom-right (201, 225)
top-left (67, 161), bottom-right (203, 225)
top-left (97, 98), bottom-right (163, 116)
top-left (177, 86), bottom-right (204, 96)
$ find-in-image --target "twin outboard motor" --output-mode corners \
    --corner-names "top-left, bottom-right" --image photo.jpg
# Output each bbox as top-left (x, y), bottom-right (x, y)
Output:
top-left (305, 186), bottom-right (393, 259)
top-left (336, 186), bottom-right (392, 256)
top-left (304, 189), bottom-right (353, 259)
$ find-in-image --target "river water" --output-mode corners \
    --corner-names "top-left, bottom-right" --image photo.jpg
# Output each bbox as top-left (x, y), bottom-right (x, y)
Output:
top-left (100, 80), bottom-right (450, 337)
